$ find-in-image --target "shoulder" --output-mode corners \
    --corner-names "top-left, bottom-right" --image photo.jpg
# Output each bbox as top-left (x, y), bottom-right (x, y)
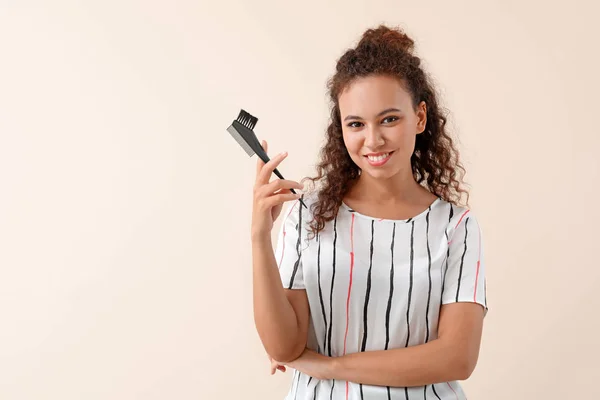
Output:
top-left (442, 201), bottom-right (482, 239)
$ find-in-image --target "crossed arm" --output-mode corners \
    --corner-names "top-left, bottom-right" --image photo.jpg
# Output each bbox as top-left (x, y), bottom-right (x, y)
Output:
top-left (271, 295), bottom-right (485, 388)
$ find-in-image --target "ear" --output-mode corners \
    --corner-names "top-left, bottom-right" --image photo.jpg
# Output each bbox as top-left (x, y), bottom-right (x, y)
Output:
top-left (416, 101), bottom-right (427, 134)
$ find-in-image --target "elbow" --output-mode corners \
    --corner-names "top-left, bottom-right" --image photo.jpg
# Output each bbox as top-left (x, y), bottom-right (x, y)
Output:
top-left (441, 337), bottom-right (479, 381)
top-left (454, 354), bottom-right (478, 381)
top-left (269, 345), bottom-right (304, 364)
top-left (266, 340), bottom-right (305, 364)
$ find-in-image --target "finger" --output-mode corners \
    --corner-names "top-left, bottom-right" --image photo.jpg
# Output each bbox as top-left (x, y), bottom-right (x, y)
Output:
top-left (274, 188), bottom-right (292, 196)
top-left (263, 192), bottom-right (302, 209)
top-left (256, 151), bottom-right (288, 185)
top-left (258, 179), bottom-right (303, 197)
top-left (255, 140), bottom-right (268, 177)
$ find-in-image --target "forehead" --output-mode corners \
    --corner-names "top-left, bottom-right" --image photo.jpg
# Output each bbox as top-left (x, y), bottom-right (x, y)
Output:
top-left (338, 75), bottom-right (412, 116)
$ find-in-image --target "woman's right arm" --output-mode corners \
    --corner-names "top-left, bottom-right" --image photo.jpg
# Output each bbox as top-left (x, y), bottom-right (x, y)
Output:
top-left (252, 234), bottom-right (310, 363)
top-left (251, 140), bottom-right (309, 363)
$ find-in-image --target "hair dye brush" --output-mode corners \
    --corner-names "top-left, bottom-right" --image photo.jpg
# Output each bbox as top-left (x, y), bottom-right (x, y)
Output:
top-left (226, 109), bottom-right (307, 209)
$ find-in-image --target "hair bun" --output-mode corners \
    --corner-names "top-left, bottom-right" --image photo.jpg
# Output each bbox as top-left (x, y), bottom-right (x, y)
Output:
top-left (356, 25), bottom-right (415, 54)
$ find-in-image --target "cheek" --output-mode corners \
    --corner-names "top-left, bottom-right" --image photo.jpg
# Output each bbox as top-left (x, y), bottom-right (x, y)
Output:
top-left (342, 133), bottom-right (365, 164)
top-left (391, 125), bottom-right (417, 151)
top-left (342, 132), bottom-right (360, 154)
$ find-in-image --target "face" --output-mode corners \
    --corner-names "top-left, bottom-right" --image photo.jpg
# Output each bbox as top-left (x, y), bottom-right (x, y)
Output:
top-left (339, 74), bottom-right (427, 181)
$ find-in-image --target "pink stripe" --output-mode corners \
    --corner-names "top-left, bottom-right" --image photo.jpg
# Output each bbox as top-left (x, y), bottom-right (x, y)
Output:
top-left (343, 214), bottom-right (356, 400)
top-left (448, 210), bottom-right (471, 245)
top-left (447, 382), bottom-right (459, 399)
top-left (277, 201), bottom-right (299, 268)
top-left (454, 210), bottom-right (470, 230)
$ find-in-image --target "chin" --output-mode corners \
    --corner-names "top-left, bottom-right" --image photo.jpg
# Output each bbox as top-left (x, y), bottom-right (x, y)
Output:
top-left (360, 166), bottom-right (399, 180)
top-left (366, 171), bottom-right (397, 180)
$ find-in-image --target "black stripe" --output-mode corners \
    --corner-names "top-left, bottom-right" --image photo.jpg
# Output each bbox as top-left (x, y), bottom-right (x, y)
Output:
top-left (361, 220), bottom-right (375, 351)
top-left (384, 223), bottom-right (396, 399)
top-left (406, 221), bottom-right (415, 348)
top-left (455, 217), bottom-right (469, 302)
top-left (359, 220), bottom-right (375, 400)
top-left (432, 384), bottom-right (442, 400)
top-left (484, 279), bottom-right (487, 307)
top-left (385, 223), bottom-right (396, 350)
top-left (288, 198), bottom-right (303, 289)
top-left (307, 376), bottom-right (312, 387)
top-left (317, 232), bottom-right (328, 355)
top-left (441, 205), bottom-right (454, 299)
top-left (313, 380), bottom-right (319, 400)
top-left (425, 209), bottom-right (432, 343)
top-left (327, 216), bottom-right (337, 357)
top-left (330, 379), bottom-right (335, 400)
top-left (405, 222), bottom-right (415, 400)
top-left (424, 385), bottom-right (428, 399)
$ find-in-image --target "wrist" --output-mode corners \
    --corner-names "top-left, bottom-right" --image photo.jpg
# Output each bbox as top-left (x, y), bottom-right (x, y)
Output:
top-left (251, 230), bottom-right (272, 244)
top-left (324, 355), bottom-right (340, 381)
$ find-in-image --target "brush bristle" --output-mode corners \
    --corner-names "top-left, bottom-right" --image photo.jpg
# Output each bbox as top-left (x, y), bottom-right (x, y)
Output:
top-left (237, 109), bottom-right (258, 131)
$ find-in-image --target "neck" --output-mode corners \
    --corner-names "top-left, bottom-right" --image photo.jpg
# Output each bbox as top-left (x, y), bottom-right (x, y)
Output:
top-left (351, 167), bottom-right (423, 204)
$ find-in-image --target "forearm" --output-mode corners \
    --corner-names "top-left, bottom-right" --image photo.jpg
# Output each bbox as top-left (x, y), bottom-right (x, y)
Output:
top-left (331, 339), bottom-right (468, 387)
top-left (252, 234), bottom-right (301, 362)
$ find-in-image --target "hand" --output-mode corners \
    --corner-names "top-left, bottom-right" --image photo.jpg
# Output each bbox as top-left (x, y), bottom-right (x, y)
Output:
top-left (251, 140), bottom-right (303, 238)
top-left (268, 354), bottom-right (287, 375)
top-left (284, 348), bottom-right (334, 381)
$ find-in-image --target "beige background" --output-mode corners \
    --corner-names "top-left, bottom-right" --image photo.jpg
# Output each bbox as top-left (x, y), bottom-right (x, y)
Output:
top-left (1, 1), bottom-right (599, 399)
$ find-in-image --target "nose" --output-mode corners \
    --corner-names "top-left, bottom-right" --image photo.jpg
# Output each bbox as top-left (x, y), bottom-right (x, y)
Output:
top-left (364, 125), bottom-right (385, 149)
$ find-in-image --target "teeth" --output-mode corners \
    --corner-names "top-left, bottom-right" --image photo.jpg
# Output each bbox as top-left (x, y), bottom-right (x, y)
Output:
top-left (368, 153), bottom-right (390, 162)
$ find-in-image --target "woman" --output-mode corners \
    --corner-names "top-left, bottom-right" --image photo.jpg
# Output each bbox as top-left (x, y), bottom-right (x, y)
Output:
top-left (251, 24), bottom-right (487, 400)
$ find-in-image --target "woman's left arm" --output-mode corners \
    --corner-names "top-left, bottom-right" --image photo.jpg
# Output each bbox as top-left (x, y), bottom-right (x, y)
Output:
top-left (283, 302), bottom-right (484, 387)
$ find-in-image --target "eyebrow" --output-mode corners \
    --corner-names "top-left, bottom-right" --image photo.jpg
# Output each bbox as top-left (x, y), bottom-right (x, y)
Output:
top-left (343, 108), bottom-right (401, 122)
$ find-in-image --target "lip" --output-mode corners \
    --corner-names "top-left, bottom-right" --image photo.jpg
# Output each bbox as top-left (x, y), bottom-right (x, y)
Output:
top-left (364, 151), bottom-right (394, 167)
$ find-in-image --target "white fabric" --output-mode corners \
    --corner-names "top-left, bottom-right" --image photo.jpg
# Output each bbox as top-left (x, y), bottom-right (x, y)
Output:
top-left (274, 193), bottom-right (487, 400)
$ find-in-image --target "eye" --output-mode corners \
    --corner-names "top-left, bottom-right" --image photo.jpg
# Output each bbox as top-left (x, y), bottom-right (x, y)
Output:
top-left (347, 121), bottom-right (364, 128)
top-left (382, 116), bottom-right (399, 124)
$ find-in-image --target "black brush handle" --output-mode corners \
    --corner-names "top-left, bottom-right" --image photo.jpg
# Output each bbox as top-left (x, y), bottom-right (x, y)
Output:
top-left (272, 168), bottom-right (286, 181)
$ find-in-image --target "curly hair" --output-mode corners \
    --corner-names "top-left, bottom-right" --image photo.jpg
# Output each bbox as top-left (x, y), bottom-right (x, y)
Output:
top-left (303, 24), bottom-right (470, 241)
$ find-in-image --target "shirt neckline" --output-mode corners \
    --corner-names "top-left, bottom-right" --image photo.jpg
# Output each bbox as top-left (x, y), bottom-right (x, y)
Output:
top-left (340, 196), bottom-right (443, 223)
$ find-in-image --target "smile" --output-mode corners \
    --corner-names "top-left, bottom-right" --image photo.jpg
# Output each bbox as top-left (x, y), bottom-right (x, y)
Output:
top-left (364, 151), bottom-right (394, 166)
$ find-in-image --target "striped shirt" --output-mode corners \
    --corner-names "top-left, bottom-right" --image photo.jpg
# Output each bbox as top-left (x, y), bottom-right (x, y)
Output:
top-left (274, 193), bottom-right (487, 400)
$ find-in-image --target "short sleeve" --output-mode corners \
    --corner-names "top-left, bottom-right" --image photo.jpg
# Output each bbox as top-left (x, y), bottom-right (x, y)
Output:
top-left (273, 199), bottom-right (305, 290)
top-left (442, 210), bottom-right (488, 314)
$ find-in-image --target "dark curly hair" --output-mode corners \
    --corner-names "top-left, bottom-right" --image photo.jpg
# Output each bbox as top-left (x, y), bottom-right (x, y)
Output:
top-left (303, 24), bottom-right (470, 240)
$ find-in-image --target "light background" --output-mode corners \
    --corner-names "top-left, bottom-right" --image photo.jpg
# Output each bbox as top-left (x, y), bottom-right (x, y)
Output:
top-left (1, 1), bottom-right (598, 399)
